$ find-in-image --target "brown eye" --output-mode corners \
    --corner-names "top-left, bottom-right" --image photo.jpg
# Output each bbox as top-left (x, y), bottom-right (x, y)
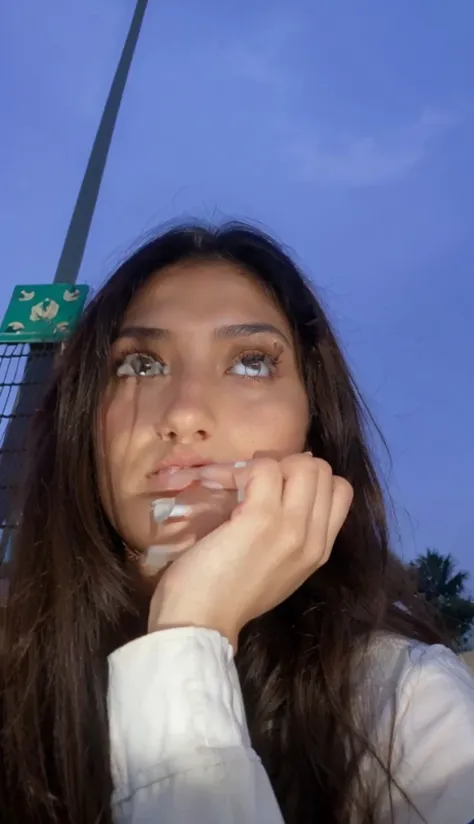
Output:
top-left (116, 353), bottom-right (168, 377)
top-left (228, 352), bottom-right (277, 379)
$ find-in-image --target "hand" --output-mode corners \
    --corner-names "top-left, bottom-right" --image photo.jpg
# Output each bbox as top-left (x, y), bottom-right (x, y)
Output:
top-left (147, 455), bottom-right (353, 651)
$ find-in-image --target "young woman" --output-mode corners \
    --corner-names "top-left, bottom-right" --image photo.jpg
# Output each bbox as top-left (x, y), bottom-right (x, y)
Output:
top-left (1, 223), bottom-right (473, 824)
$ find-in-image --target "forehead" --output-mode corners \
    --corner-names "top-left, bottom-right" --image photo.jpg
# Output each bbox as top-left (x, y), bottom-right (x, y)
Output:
top-left (122, 259), bottom-right (290, 331)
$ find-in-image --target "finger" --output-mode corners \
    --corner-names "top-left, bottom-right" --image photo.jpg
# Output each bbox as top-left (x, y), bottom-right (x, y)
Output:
top-left (197, 459), bottom-right (280, 505)
top-left (232, 458), bottom-right (284, 519)
top-left (305, 475), bottom-right (353, 572)
top-left (197, 461), bottom-right (246, 490)
top-left (151, 461), bottom-right (249, 493)
top-left (325, 477), bottom-right (354, 554)
top-left (303, 460), bottom-right (335, 567)
top-left (278, 454), bottom-right (321, 546)
top-left (197, 459), bottom-right (285, 517)
top-left (149, 467), bottom-right (202, 492)
top-left (196, 452), bottom-right (312, 493)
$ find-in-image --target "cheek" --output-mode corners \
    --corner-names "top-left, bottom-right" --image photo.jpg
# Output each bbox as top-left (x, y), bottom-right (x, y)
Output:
top-left (222, 384), bottom-right (309, 456)
top-left (94, 404), bottom-right (117, 523)
top-left (96, 390), bottom-right (147, 518)
top-left (95, 408), bottom-right (147, 549)
top-left (100, 385), bottom-right (153, 471)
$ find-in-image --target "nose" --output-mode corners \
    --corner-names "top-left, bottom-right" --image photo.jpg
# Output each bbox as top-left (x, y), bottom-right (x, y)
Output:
top-left (155, 379), bottom-right (216, 444)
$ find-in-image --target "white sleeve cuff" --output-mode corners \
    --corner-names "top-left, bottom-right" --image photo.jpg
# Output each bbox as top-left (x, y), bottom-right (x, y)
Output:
top-left (108, 627), bottom-right (253, 803)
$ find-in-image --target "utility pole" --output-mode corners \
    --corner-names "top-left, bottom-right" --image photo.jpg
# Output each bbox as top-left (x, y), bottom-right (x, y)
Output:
top-left (0, 0), bottom-right (150, 556)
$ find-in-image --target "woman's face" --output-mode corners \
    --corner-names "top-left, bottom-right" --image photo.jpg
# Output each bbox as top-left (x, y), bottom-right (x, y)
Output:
top-left (97, 260), bottom-right (309, 558)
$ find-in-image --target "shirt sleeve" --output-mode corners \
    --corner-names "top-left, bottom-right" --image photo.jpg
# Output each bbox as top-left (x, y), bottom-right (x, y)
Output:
top-left (107, 627), bottom-right (284, 824)
top-left (376, 644), bottom-right (474, 824)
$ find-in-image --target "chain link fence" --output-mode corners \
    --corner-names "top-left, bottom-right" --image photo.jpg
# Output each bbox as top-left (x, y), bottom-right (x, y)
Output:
top-left (0, 343), bottom-right (56, 573)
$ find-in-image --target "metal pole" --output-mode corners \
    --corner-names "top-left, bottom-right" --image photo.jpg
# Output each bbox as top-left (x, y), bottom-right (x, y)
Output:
top-left (0, 0), bottom-right (150, 553)
top-left (54, 0), bottom-right (150, 284)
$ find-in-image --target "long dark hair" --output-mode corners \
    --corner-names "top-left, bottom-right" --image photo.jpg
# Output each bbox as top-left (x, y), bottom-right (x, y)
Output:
top-left (0, 223), bottom-right (442, 823)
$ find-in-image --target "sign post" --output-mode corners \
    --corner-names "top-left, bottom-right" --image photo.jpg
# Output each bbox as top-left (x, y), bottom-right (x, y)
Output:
top-left (0, 285), bottom-right (89, 344)
top-left (0, 0), bottom-right (149, 567)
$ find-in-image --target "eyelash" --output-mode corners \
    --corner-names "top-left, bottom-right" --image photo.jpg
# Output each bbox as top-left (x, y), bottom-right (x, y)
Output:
top-left (228, 349), bottom-right (282, 380)
top-left (113, 346), bottom-right (282, 381)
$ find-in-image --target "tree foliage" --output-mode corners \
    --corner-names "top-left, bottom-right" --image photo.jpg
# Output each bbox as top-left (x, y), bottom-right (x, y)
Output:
top-left (409, 549), bottom-right (474, 649)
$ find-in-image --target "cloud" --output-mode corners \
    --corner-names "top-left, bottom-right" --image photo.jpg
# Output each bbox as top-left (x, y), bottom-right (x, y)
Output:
top-left (287, 107), bottom-right (461, 187)
top-left (226, 9), bottom-right (302, 91)
top-left (224, 14), bottom-right (461, 188)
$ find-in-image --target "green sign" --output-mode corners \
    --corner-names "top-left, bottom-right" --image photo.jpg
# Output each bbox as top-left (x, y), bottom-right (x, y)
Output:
top-left (0, 284), bottom-right (89, 343)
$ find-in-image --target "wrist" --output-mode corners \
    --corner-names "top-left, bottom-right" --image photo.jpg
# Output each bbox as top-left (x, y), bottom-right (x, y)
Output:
top-left (147, 614), bottom-right (238, 652)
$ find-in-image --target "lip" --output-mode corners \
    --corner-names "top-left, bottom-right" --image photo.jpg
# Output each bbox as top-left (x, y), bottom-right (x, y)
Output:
top-left (148, 452), bottom-right (214, 476)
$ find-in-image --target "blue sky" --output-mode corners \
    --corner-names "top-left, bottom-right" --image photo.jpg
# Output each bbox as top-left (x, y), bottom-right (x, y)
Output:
top-left (1, 0), bottom-right (473, 574)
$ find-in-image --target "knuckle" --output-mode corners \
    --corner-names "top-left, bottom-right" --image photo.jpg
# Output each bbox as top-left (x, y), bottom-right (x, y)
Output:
top-left (314, 458), bottom-right (333, 477)
top-left (248, 503), bottom-right (276, 532)
top-left (334, 476), bottom-right (354, 505)
top-left (281, 453), bottom-right (304, 470)
top-left (282, 522), bottom-right (305, 551)
top-left (253, 457), bottom-right (281, 478)
top-left (311, 537), bottom-right (332, 565)
top-left (281, 452), bottom-right (320, 479)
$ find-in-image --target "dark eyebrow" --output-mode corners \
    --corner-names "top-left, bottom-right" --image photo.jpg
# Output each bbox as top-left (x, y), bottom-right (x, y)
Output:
top-left (117, 326), bottom-right (171, 342)
top-left (117, 323), bottom-right (291, 346)
top-left (214, 323), bottom-right (291, 346)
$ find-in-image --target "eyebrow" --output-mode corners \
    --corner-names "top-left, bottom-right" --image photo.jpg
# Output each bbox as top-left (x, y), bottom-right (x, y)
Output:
top-left (116, 322), bottom-right (292, 347)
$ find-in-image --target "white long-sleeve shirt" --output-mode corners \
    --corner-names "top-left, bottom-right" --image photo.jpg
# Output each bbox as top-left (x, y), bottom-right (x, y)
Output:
top-left (108, 627), bottom-right (474, 824)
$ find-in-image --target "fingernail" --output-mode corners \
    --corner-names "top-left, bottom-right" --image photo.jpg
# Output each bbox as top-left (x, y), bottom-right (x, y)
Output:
top-left (233, 463), bottom-right (247, 502)
top-left (151, 498), bottom-right (176, 523)
top-left (151, 499), bottom-right (193, 522)
top-left (197, 461), bottom-right (247, 480)
top-left (144, 545), bottom-right (180, 569)
top-left (167, 504), bottom-right (192, 519)
top-left (200, 479), bottom-right (225, 490)
top-left (151, 467), bottom-right (198, 491)
top-left (197, 465), bottom-right (222, 479)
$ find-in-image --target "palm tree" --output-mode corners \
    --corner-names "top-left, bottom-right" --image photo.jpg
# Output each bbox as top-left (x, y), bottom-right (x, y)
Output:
top-left (410, 549), bottom-right (474, 648)
top-left (413, 549), bottom-right (469, 601)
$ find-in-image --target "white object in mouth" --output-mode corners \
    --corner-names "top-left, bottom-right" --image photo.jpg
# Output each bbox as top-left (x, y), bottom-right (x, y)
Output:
top-left (151, 498), bottom-right (192, 523)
